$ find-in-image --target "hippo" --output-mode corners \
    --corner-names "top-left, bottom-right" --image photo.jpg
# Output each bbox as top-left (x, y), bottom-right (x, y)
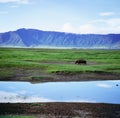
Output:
top-left (75, 59), bottom-right (87, 65)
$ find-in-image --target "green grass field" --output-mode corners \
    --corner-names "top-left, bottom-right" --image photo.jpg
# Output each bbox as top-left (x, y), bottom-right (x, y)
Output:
top-left (0, 48), bottom-right (120, 79)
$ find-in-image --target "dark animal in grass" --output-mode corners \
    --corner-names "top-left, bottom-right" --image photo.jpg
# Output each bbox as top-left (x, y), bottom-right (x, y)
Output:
top-left (75, 59), bottom-right (87, 65)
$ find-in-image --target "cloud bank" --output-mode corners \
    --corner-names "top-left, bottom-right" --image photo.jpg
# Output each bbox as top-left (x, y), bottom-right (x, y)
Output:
top-left (62, 18), bottom-right (120, 34)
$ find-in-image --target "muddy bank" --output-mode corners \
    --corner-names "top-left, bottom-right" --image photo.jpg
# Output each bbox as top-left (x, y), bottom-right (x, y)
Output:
top-left (0, 68), bottom-right (120, 82)
top-left (0, 103), bottom-right (120, 118)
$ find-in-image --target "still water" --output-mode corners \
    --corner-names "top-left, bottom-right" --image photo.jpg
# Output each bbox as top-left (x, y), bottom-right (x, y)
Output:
top-left (0, 80), bottom-right (120, 104)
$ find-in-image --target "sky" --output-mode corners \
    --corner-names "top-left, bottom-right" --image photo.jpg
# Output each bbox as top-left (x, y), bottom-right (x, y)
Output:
top-left (0, 0), bottom-right (120, 34)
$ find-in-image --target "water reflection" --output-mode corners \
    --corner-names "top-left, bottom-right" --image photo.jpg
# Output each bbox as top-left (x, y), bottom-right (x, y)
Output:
top-left (0, 80), bottom-right (120, 104)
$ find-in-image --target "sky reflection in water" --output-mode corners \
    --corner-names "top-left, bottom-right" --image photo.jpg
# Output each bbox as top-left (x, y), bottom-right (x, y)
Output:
top-left (0, 80), bottom-right (120, 104)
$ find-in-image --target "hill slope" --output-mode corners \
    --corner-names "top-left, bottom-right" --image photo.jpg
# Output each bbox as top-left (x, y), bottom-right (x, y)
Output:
top-left (0, 28), bottom-right (120, 49)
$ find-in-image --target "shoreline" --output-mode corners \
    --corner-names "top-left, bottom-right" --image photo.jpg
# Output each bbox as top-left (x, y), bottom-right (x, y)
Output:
top-left (0, 75), bottom-right (120, 117)
top-left (0, 103), bottom-right (120, 118)
top-left (0, 67), bottom-right (120, 82)
top-left (0, 72), bottom-right (120, 82)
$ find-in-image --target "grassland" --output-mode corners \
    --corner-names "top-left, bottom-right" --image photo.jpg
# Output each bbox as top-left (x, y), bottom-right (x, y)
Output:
top-left (0, 47), bottom-right (120, 81)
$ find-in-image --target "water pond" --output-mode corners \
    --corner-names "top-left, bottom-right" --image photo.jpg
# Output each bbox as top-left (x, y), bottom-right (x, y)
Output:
top-left (0, 80), bottom-right (120, 104)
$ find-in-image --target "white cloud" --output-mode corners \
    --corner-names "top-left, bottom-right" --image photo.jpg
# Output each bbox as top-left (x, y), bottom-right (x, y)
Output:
top-left (99, 12), bottom-right (115, 16)
top-left (106, 18), bottom-right (120, 27)
top-left (78, 24), bottom-right (97, 34)
top-left (18, 0), bottom-right (30, 4)
top-left (61, 22), bottom-right (76, 33)
top-left (61, 14), bottom-right (120, 34)
top-left (61, 17), bottom-right (120, 34)
top-left (0, 0), bottom-right (30, 4)
top-left (97, 83), bottom-right (112, 88)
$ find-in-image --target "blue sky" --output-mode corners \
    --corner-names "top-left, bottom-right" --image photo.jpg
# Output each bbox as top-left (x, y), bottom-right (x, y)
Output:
top-left (0, 0), bottom-right (120, 34)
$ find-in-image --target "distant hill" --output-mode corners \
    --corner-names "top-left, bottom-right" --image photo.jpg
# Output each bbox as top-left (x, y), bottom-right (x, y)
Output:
top-left (0, 28), bottom-right (120, 49)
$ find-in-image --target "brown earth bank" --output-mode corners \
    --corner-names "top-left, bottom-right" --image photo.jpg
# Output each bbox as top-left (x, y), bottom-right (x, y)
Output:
top-left (0, 68), bottom-right (120, 82)
top-left (0, 103), bottom-right (120, 118)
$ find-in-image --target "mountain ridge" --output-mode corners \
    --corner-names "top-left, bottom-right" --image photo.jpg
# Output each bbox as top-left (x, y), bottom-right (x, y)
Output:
top-left (0, 28), bottom-right (120, 49)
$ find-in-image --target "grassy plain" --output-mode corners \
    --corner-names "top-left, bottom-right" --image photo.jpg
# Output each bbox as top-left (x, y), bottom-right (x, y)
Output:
top-left (0, 47), bottom-right (120, 81)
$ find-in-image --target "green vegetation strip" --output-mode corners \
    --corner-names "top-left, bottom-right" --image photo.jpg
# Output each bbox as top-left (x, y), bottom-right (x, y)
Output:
top-left (0, 48), bottom-right (120, 75)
